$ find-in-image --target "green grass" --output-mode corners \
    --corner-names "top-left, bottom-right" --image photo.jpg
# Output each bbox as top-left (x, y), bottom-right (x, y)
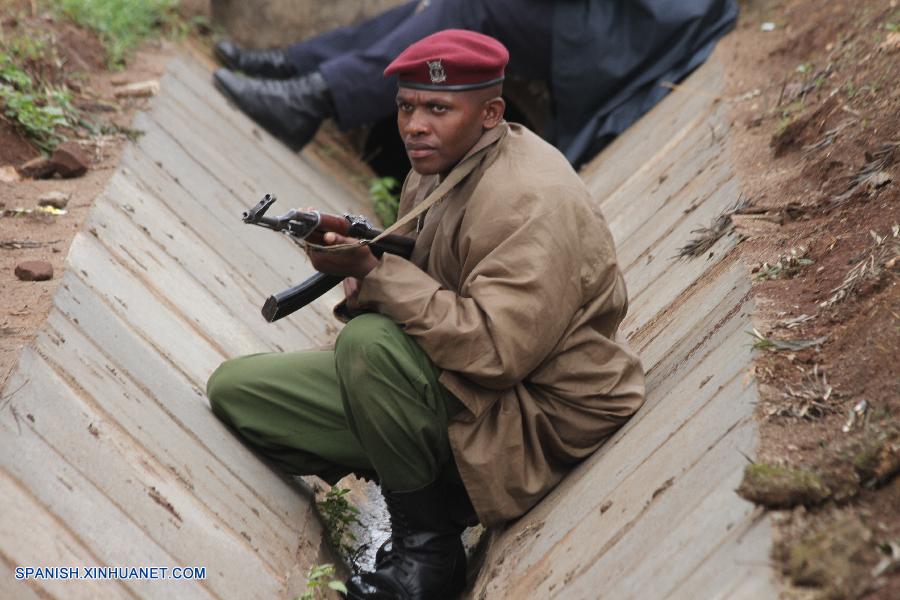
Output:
top-left (2, 35), bottom-right (49, 63)
top-left (0, 52), bottom-right (74, 151)
top-left (0, 1), bottom-right (185, 151)
top-left (51, 0), bottom-right (179, 67)
top-left (296, 564), bottom-right (346, 600)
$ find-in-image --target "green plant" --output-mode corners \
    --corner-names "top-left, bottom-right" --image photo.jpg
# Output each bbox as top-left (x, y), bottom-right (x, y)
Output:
top-left (167, 13), bottom-right (213, 42)
top-left (51, 0), bottom-right (179, 67)
top-left (749, 329), bottom-right (775, 350)
top-left (297, 563), bottom-right (347, 600)
top-left (0, 53), bottom-right (74, 151)
top-left (369, 176), bottom-right (400, 227)
top-left (3, 36), bottom-right (48, 63)
top-left (773, 99), bottom-right (805, 136)
top-left (754, 246), bottom-right (814, 281)
top-left (317, 486), bottom-right (361, 562)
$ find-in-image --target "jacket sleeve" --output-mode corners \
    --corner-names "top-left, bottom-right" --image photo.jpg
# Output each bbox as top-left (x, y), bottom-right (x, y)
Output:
top-left (357, 197), bottom-right (590, 390)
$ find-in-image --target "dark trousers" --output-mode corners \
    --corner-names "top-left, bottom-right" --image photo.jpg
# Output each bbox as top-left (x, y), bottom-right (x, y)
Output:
top-left (287, 0), bottom-right (553, 129)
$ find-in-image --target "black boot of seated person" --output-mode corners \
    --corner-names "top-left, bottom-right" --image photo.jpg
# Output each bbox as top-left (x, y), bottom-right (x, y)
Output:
top-left (346, 481), bottom-right (467, 600)
top-left (214, 40), bottom-right (299, 79)
top-left (373, 480), bottom-right (476, 568)
top-left (213, 69), bottom-right (334, 152)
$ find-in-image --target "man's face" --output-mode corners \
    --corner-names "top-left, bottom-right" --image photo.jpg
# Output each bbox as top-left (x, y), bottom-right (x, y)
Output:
top-left (396, 87), bottom-right (502, 176)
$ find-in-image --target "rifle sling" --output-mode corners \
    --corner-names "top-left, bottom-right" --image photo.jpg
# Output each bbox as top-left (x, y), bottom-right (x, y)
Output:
top-left (300, 146), bottom-right (485, 254)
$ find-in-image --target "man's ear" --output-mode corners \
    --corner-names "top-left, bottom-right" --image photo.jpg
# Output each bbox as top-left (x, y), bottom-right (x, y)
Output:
top-left (482, 96), bottom-right (505, 130)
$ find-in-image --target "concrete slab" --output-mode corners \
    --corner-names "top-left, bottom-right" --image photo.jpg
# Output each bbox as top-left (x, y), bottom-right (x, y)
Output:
top-left (33, 312), bottom-right (304, 572)
top-left (7, 342), bottom-right (306, 597)
top-left (48, 273), bottom-right (315, 528)
top-left (0, 353), bottom-right (216, 599)
top-left (0, 562), bottom-right (45, 600)
top-left (632, 255), bottom-right (749, 376)
top-left (584, 60), bottom-right (724, 204)
top-left (0, 468), bottom-right (127, 599)
top-left (669, 511), bottom-right (776, 599)
top-left (167, 57), bottom-right (362, 209)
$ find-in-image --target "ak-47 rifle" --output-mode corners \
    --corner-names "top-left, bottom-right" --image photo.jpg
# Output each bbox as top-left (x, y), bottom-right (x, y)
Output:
top-left (242, 194), bottom-right (415, 322)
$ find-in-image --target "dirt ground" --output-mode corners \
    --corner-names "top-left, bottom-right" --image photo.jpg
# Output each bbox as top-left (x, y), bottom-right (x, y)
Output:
top-left (720, 0), bottom-right (899, 597)
top-left (1, 0), bottom-right (898, 597)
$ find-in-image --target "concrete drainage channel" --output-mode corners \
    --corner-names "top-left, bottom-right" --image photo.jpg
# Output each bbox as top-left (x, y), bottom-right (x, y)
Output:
top-left (0, 54), bottom-right (777, 598)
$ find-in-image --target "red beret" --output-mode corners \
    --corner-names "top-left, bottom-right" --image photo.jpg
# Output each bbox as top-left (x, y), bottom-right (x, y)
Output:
top-left (384, 29), bottom-right (509, 91)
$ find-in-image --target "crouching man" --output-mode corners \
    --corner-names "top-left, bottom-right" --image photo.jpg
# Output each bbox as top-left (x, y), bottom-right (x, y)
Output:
top-left (207, 30), bottom-right (645, 600)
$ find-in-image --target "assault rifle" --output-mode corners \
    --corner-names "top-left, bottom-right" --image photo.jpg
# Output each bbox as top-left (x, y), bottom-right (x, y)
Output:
top-left (242, 194), bottom-right (415, 322)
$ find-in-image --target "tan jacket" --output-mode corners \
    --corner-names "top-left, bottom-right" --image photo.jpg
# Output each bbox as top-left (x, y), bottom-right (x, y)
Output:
top-left (358, 122), bottom-right (645, 524)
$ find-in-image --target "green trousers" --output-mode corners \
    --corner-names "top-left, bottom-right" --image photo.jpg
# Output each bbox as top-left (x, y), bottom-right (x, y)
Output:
top-left (207, 314), bottom-right (464, 491)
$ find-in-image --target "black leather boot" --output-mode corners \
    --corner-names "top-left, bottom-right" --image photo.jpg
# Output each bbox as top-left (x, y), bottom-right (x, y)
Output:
top-left (213, 69), bottom-right (334, 152)
top-left (214, 40), bottom-right (299, 79)
top-left (347, 481), bottom-right (467, 600)
top-left (373, 480), bottom-right (476, 566)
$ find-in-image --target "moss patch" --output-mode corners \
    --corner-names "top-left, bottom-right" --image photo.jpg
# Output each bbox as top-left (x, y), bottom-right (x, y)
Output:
top-left (784, 515), bottom-right (875, 599)
top-left (737, 463), bottom-right (830, 508)
top-left (852, 427), bottom-right (900, 488)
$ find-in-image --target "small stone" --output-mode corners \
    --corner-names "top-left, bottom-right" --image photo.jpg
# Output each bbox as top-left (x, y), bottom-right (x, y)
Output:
top-left (50, 142), bottom-right (89, 178)
top-left (74, 99), bottom-right (118, 113)
top-left (65, 78), bottom-right (83, 93)
top-left (0, 165), bottom-right (21, 183)
top-left (880, 32), bottom-right (900, 53)
top-left (38, 191), bottom-right (71, 209)
top-left (18, 156), bottom-right (55, 179)
top-left (15, 260), bottom-right (54, 281)
top-left (114, 80), bottom-right (159, 98)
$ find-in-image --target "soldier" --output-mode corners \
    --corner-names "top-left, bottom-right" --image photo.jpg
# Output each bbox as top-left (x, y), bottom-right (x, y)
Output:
top-left (208, 30), bottom-right (645, 599)
top-left (212, 0), bottom-right (737, 167)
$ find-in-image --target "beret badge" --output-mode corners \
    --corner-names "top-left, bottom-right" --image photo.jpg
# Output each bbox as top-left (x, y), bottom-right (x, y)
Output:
top-left (385, 30), bottom-right (509, 91)
top-left (427, 59), bottom-right (447, 84)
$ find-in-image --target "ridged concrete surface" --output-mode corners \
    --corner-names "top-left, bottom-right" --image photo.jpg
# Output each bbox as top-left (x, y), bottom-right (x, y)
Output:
top-left (0, 54), bottom-right (776, 599)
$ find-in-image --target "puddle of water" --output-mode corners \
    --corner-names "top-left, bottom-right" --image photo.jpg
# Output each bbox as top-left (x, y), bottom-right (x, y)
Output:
top-left (341, 477), bottom-right (487, 572)
top-left (345, 477), bottom-right (391, 571)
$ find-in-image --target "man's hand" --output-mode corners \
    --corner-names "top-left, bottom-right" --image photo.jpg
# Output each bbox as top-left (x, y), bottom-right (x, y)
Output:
top-left (307, 231), bottom-right (379, 280)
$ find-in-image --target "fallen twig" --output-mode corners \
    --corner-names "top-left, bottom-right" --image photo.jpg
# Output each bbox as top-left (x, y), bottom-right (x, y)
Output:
top-left (830, 142), bottom-right (897, 206)
top-left (750, 328), bottom-right (828, 351)
top-left (676, 195), bottom-right (750, 259)
top-left (0, 239), bottom-right (60, 250)
top-left (822, 225), bottom-right (900, 307)
top-left (771, 364), bottom-right (835, 420)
